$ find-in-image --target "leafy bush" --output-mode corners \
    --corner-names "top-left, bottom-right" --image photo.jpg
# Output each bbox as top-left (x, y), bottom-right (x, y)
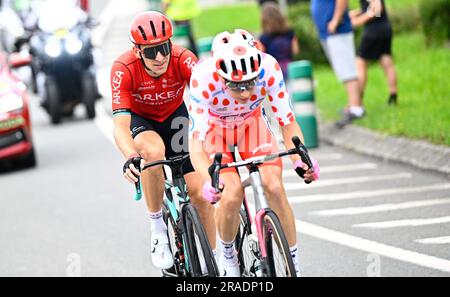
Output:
top-left (389, 5), bottom-right (422, 34)
top-left (287, 2), bottom-right (328, 64)
top-left (419, 0), bottom-right (450, 46)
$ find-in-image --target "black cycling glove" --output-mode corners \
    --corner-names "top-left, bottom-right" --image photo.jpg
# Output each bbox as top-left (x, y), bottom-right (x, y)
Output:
top-left (123, 154), bottom-right (143, 177)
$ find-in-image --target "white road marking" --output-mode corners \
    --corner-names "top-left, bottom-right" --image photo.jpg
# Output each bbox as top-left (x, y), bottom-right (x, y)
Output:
top-left (295, 219), bottom-right (450, 273)
top-left (280, 163), bottom-right (378, 178)
top-left (415, 236), bottom-right (450, 245)
top-left (95, 102), bottom-right (115, 145)
top-left (353, 216), bottom-right (450, 229)
top-left (283, 173), bottom-right (412, 191)
top-left (246, 202), bottom-right (450, 273)
top-left (288, 183), bottom-right (450, 204)
top-left (301, 153), bottom-right (343, 161)
top-left (312, 198), bottom-right (450, 216)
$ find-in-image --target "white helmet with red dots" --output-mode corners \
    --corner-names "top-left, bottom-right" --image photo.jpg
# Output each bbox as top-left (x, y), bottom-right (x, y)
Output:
top-left (212, 29), bottom-right (262, 82)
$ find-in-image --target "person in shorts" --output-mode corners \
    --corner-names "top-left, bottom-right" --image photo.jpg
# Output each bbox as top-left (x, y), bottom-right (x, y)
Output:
top-left (311, 0), bottom-right (365, 128)
top-left (350, 0), bottom-right (398, 105)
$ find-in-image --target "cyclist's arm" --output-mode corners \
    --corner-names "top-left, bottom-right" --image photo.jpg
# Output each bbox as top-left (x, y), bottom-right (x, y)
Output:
top-left (188, 94), bottom-right (212, 182)
top-left (265, 55), bottom-right (305, 163)
top-left (111, 61), bottom-right (137, 159)
top-left (189, 139), bottom-right (212, 183)
top-left (113, 115), bottom-right (138, 159)
top-left (280, 121), bottom-right (305, 164)
top-left (187, 66), bottom-right (213, 183)
top-left (179, 49), bottom-right (198, 84)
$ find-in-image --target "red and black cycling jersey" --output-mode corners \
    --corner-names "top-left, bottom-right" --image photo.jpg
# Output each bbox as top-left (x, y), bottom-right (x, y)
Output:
top-left (110, 44), bottom-right (198, 122)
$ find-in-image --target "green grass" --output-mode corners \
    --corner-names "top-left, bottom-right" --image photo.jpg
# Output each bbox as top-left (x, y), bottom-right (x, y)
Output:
top-left (192, 3), bottom-right (261, 38)
top-left (192, 2), bottom-right (449, 146)
top-left (314, 32), bottom-right (450, 146)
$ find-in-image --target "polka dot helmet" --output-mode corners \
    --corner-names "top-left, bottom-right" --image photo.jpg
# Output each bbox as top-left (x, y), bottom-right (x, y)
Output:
top-left (212, 29), bottom-right (262, 82)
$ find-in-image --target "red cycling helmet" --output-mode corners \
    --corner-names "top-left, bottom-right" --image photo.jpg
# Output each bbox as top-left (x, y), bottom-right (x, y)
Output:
top-left (129, 11), bottom-right (173, 46)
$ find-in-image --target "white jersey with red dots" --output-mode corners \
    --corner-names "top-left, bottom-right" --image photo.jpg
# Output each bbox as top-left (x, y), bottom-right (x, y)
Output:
top-left (188, 53), bottom-right (295, 141)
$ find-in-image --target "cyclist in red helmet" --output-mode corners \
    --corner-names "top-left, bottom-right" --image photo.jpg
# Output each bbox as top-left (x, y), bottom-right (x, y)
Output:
top-left (110, 11), bottom-right (215, 270)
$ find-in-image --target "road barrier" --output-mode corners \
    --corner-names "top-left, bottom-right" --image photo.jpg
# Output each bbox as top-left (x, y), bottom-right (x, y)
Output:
top-left (288, 60), bottom-right (318, 148)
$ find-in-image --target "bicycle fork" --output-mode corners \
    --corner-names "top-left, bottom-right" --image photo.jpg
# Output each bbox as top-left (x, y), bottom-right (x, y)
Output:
top-left (243, 166), bottom-right (272, 276)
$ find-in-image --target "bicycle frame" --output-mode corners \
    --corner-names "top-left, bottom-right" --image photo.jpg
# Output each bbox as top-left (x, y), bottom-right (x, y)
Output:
top-left (210, 136), bottom-right (314, 276)
top-left (133, 155), bottom-right (196, 277)
top-left (241, 164), bottom-right (272, 259)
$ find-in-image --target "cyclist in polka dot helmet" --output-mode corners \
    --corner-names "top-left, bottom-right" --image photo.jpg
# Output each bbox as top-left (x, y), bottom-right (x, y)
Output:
top-left (188, 29), bottom-right (321, 277)
top-left (212, 29), bottom-right (262, 82)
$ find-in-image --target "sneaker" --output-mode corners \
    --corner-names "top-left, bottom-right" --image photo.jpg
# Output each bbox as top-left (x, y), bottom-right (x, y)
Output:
top-left (151, 232), bottom-right (174, 270)
top-left (335, 110), bottom-right (365, 129)
top-left (388, 94), bottom-right (398, 105)
top-left (218, 254), bottom-right (241, 277)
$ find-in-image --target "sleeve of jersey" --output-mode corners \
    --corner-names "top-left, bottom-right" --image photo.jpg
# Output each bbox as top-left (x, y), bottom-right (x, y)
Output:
top-left (266, 56), bottom-right (296, 127)
top-left (179, 50), bottom-right (199, 83)
top-left (110, 62), bottom-right (133, 117)
top-left (188, 72), bottom-right (210, 142)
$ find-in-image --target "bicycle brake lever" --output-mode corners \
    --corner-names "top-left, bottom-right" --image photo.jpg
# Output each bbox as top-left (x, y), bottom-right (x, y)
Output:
top-left (209, 153), bottom-right (223, 192)
top-left (292, 136), bottom-right (313, 184)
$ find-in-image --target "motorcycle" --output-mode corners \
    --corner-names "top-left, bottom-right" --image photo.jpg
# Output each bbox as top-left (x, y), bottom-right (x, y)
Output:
top-left (29, 0), bottom-right (99, 124)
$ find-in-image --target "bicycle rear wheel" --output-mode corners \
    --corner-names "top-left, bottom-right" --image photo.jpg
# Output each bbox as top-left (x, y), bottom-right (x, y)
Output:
top-left (261, 211), bottom-right (296, 277)
top-left (183, 204), bottom-right (219, 277)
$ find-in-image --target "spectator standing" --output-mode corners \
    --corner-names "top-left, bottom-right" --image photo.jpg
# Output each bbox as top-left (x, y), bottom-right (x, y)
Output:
top-left (259, 2), bottom-right (300, 78)
top-left (350, 0), bottom-right (398, 105)
top-left (311, 0), bottom-right (364, 128)
top-left (162, 0), bottom-right (200, 55)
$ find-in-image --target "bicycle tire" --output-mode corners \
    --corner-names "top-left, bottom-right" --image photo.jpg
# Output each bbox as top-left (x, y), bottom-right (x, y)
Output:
top-left (261, 211), bottom-right (296, 277)
top-left (162, 199), bottom-right (183, 277)
top-left (235, 208), bottom-right (254, 276)
top-left (183, 204), bottom-right (219, 277)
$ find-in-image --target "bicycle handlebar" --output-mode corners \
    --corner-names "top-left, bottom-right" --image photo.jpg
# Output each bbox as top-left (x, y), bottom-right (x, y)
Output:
top-left (209, 136), bottom-right (315, 192)
top-left (134, 154), bottom-right (191, 201)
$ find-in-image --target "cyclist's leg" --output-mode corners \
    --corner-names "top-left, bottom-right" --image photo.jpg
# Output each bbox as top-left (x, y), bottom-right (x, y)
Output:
top-left (131, 113), bottom-right (173, 269)
top-left (205, 127), bottom-right (244, 276)
top-left (131, 116), bottom-right (165, 214)
top-left (238, 114), bottom-right (296, 246)
top-left (239, 113), bottom-right (299, 275)
top-left (185, 172), bottom-right (216, 250)
top-left (161, 103), bottom-right (217, 250)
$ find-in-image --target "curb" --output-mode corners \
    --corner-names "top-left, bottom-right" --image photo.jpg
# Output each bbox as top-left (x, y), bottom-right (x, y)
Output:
top-left (319, 122), bottom-right (450, 177)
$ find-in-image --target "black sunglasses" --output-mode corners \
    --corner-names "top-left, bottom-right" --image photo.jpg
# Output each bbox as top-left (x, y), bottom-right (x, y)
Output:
top-left (225, 77), bottom-right (258, 92)
top-left (139, 41), bottom-right (172, 60)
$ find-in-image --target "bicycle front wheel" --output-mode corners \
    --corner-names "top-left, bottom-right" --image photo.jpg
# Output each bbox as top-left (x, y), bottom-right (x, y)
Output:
top-left (235, 208), bottom-right (255, 277)
top-left (261, 211), bottom-right (296, 277)
top-left (183, 204), bottom-right (219, 277)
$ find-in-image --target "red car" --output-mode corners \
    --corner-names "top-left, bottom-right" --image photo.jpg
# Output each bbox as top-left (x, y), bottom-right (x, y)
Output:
top-left (0, 52), bottom-right (36, 168)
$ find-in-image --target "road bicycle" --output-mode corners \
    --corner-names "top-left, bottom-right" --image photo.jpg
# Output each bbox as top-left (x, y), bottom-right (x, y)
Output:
top-left (209, 136), bottom-right (314, 277)
top-left (135, 154), bottom-right (219, 277)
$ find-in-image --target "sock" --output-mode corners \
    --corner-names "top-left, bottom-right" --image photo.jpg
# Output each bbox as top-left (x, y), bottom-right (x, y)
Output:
top-left (290, 245), bottom-right (300, 277)
top-left (219, 239), bottom-right (238, 264)
top-left (349, 106), bottom-right (365, 117)
top-left (149, 209), bottom-right (167, 234)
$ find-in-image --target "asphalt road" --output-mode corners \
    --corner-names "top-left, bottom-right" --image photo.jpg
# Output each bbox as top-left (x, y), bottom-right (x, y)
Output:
top-left (0, 0), bottom-right (449, 277)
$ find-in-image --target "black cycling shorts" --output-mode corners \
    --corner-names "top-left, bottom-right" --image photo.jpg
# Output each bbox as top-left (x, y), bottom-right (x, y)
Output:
top-left (130, 103), bottom-right (195, 175)
top-left (358, 35), bottom-right (392, 61)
